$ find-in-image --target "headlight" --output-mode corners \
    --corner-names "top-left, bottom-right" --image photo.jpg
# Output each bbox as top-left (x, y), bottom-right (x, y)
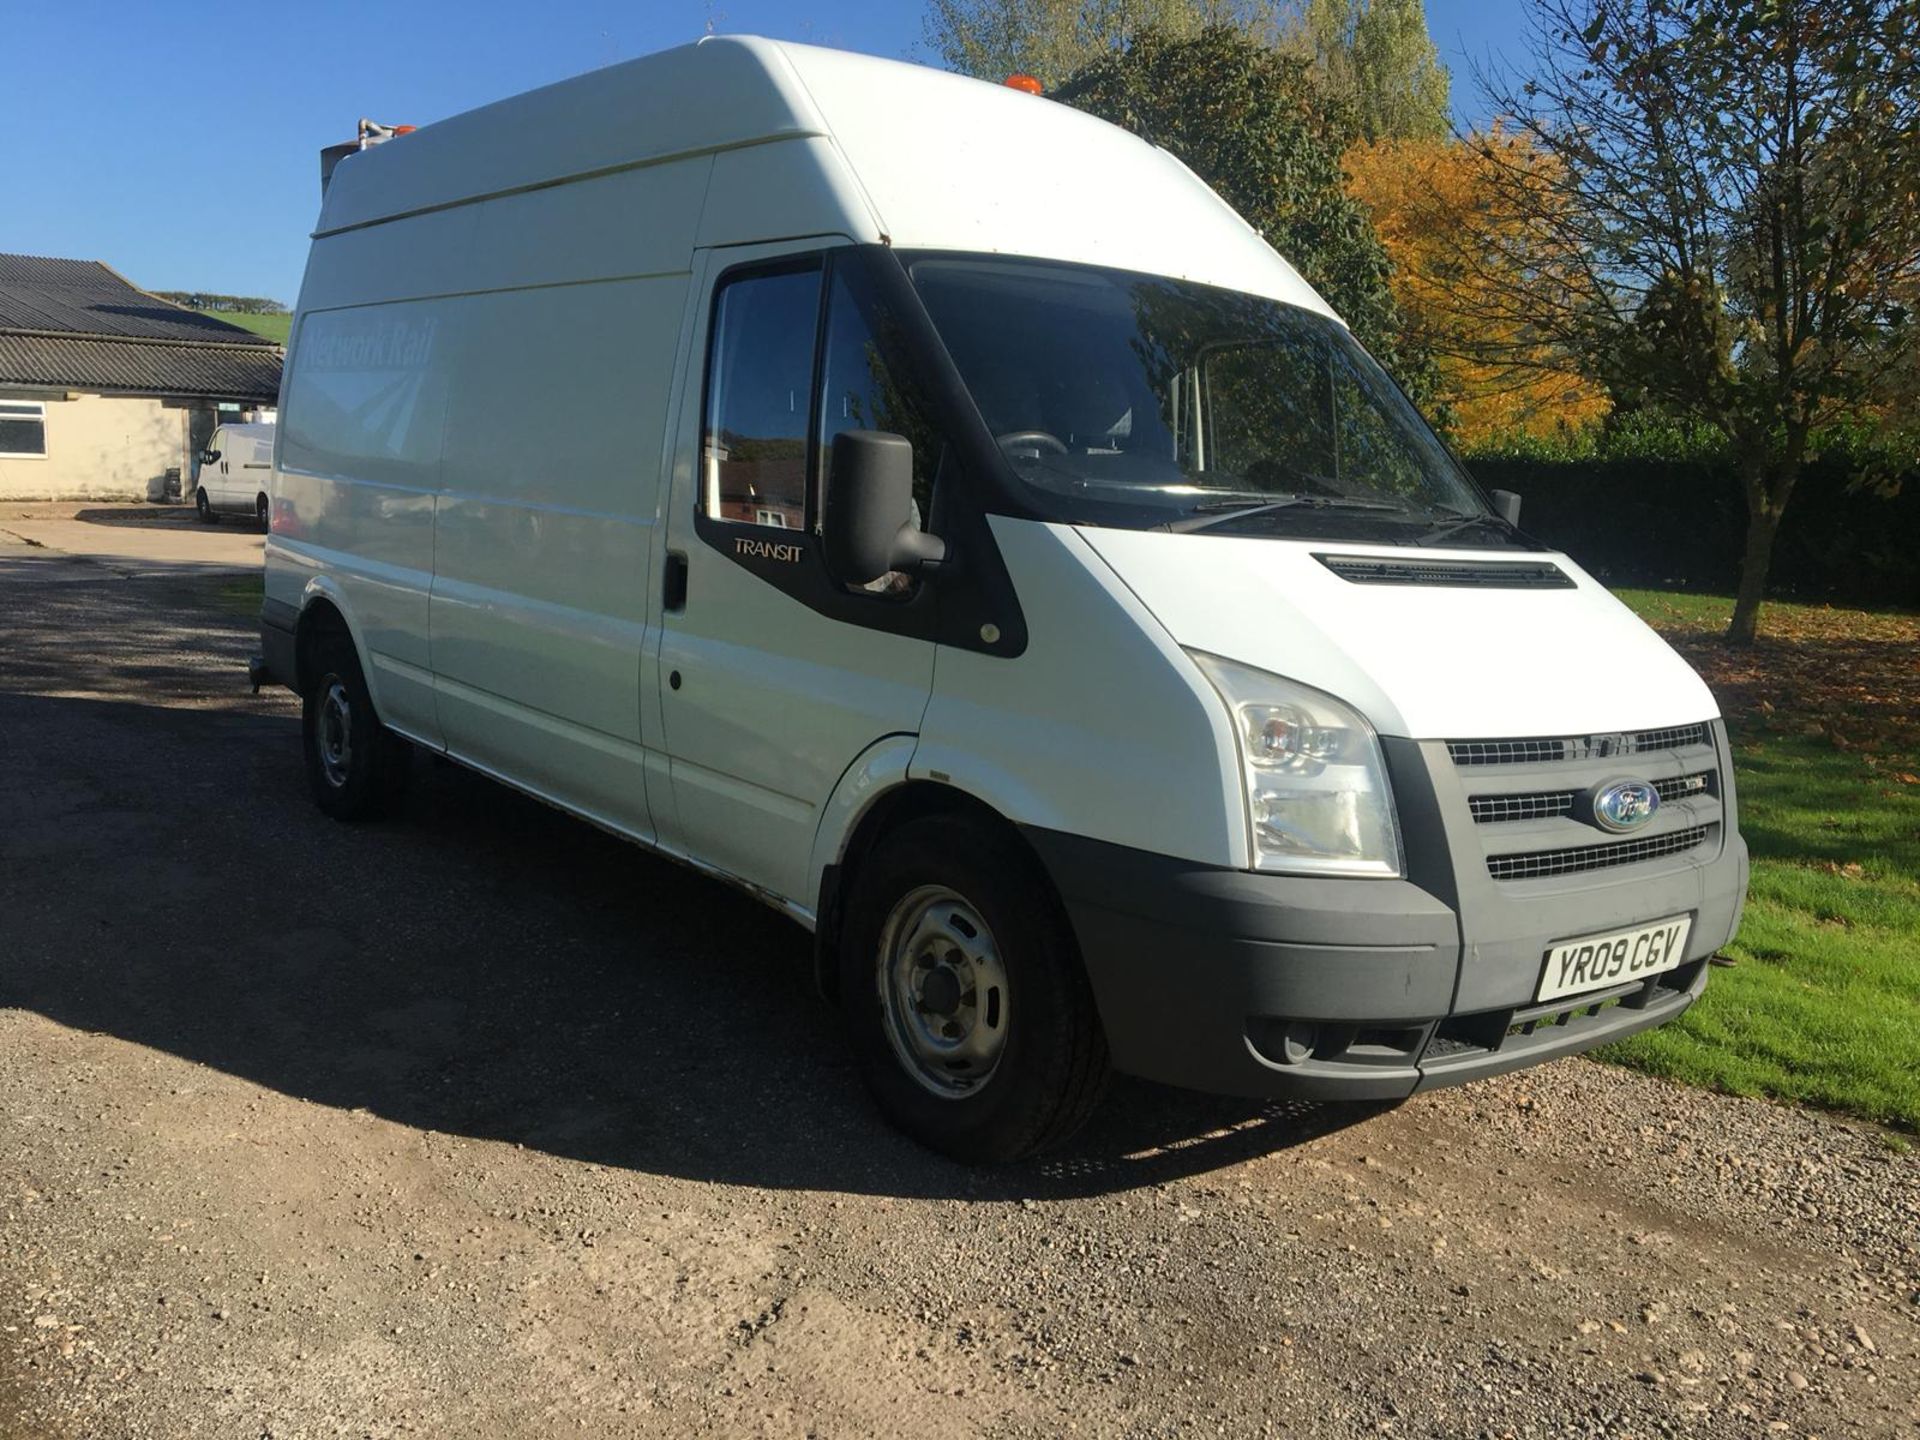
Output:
top-left (1189, 652), bottom-right (1403, 878)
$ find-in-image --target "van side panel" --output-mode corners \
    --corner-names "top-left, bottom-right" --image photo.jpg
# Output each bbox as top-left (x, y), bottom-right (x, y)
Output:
top-left (276, 300), bottom-right (448, 742)
top-left (236, 431), bottom-right (274, 511)
top-left (295, 206), bottom-right (479, 312)
top-left (423, 158), bottom-right (711, 843)
top-left (429, 277), bottom-right (686, 837)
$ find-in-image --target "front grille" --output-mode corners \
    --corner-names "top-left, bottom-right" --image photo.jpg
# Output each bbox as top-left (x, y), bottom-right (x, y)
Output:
top-left (1315, 554), bottom-right (1575, 589)
top-left (1486, 825), bottom-right (1711, 881)
top-left (1468, 770), bottom-right (1715, 825)
top-left (1470, 789), bottom-right (1576, 823)
top-left (1654, 771), bottom-right (1714, 803)
top-left (1633, 724), bottom-right (1711, 753)
top-left (1449, 723), bottom-right (1709, 767)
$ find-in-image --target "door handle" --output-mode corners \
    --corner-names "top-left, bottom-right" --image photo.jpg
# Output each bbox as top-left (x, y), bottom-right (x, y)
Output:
top-left (663, 550), bottom-right (689, 612)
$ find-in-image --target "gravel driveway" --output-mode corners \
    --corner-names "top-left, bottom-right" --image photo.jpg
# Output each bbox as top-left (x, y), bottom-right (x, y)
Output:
top-left (1, 532), bottom-right (1915, 1439)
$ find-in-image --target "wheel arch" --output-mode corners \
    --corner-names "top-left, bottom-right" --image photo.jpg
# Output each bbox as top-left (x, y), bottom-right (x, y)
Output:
top-left (810, 776), bottom-right (1065, 1004)
top-left (291, 582), bottom-right (372, 703)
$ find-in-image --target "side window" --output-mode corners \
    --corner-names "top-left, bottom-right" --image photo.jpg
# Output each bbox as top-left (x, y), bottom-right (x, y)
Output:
top-left (817, 268), bottom-right (940, 529)
top-left (703, 266), bottom-right (822, 530)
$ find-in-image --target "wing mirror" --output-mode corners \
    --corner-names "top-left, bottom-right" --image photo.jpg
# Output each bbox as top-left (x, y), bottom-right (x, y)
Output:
top-left (1489, 489), bottom-right (1522, 526)
top-left (822, 431), bottom-right (946, 586)
top-left (201, 449), bottom-right (221, 465)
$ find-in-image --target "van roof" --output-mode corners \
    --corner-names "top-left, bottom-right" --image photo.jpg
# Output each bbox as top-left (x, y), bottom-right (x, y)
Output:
top-left (315, 36), bottom-right (1332, 319)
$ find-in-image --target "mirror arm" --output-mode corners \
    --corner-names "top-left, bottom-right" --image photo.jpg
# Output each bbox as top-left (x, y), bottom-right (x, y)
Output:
top-left (894, 528), bottom-right (948, 572)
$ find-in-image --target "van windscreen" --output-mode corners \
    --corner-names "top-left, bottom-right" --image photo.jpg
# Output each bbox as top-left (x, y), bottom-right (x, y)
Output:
top-left (908, 256), bottom-right (1515, 544)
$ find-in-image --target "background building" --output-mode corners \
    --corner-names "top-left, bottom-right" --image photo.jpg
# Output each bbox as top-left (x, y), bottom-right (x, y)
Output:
top-left (0, 253), bottom-right (282, 501)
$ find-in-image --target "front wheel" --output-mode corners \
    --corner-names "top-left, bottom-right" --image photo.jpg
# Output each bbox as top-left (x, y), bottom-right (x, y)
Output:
top-left (195, 487), bottom-right (217, 523)
top-left (840, 815), bottom-right (1109, 1162)
top-left (301, 632), bottom-right (411, 820)
top-left (256, 494), bottom-right (269, 530)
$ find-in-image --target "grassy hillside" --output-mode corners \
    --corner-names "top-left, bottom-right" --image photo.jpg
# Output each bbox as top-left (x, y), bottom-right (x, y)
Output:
top-left (196, 310), bottom-right (291, 345)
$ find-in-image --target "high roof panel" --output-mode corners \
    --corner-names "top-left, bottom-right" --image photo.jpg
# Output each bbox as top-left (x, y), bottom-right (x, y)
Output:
top-left (774, 42), bottom-right (1330, 315)
top-left (316, 37), bottom-right (827, 236)
top-left (311, 37), bottom-right (1330, 320)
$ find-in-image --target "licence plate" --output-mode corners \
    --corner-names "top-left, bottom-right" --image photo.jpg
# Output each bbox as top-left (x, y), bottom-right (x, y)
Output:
top-left (1536, 916), bottom-right (1692, 1003)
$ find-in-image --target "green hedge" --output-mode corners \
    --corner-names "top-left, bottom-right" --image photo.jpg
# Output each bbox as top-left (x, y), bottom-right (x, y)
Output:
top-left (1463, 455), bottom-right (1920, 608)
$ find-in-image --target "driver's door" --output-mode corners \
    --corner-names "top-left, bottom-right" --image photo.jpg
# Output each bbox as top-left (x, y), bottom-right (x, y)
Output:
top-left (200, 429), bottom-right (231, 506)
top-left (653, 243), bottom-right (941, 907)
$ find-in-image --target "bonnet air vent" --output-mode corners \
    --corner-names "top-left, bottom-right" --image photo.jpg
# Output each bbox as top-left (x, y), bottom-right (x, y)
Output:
top-left (1314, 554), bottom-right (1576, 589)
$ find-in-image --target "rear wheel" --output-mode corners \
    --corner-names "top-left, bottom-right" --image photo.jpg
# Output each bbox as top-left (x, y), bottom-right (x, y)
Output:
top-left (840, 815), bottom-right (1108, 1162)
top-left (301, 631), bottom-right (410, 820)
top-left (195, 487), bottom-right (217, 523)
top-left (256, 493), bottom-right (269, 530)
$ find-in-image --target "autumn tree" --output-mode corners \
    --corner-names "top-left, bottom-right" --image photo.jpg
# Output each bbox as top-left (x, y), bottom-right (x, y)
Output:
top-left (923, 0), bottom-right (1284, 88)
top-left (1054, 26), bottom-right (1434, 398)
top-left (1292, 0), bottom-right (1450, 140)
top-left (1344, 134), bottom-right (1608, 445)
top-left (927, 0), bottom-right (1455, 145)
top-left (1470, 0), bottom-right (1920, 645)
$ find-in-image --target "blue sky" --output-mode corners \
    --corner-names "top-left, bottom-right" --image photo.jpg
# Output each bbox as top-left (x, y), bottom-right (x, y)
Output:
top-left (1, 1), bottom-right (1529, 305)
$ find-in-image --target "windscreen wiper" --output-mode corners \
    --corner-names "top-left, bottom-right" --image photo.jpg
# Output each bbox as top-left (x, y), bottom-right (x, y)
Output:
top-left (1409, 510), bottom-right (1518, 547)
top-left (1165, 494), bottom-right (1408, 535)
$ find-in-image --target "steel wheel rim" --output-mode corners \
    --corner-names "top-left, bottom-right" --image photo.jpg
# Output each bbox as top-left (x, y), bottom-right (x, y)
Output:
top-left (876, 885), bottom-right (1010, 1098)
top-left (318, 680), bottom-right (353, 789)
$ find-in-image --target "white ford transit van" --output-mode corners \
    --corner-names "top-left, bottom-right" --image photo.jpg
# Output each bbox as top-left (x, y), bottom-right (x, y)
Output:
top-left (196, 421), bottom-right (276, 526)
top-left (256, 37), bottom-right (1748, 1160)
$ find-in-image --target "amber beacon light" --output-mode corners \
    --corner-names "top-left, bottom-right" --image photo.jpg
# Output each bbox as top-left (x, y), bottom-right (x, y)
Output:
top-left (1003, 73), bottom-right (1044, 95)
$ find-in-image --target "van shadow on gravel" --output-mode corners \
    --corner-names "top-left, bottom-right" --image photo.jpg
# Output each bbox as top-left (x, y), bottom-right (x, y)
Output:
top-left (0, 674), bottom-right (1384, 1202)
top-left (69, 505), bottom-right (204, 530)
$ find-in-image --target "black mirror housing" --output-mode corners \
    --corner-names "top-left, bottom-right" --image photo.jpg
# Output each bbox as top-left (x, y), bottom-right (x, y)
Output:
top-left (822, 430), bottom-right (946, 585)
top-left (1489, 489), bottom-right (1522, 527)
top-left (202, 450), bottom-right (220, 465)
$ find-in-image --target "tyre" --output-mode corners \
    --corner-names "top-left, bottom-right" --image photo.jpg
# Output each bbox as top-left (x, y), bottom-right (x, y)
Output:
top-left (195, 487), bottom-right (218, 523)
top-left (301, 630), bottom-right (411, 820)
top-left (256, 494), bottom-right (269, 530)
top-left (839, 814), bottom-right (1109, 1162)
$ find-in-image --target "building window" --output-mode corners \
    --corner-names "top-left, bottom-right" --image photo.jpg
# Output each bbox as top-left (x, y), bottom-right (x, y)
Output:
top-left (0, 401), bottom-right (47, 458)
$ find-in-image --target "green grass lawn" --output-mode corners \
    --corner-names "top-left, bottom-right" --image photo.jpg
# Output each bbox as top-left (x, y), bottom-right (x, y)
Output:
top-left (1601, 589), bottom-right (1920, 1133)
top-left (197, 310), bottom-right (291, 345)
top-left (213, 574), bottom-right (265, 617)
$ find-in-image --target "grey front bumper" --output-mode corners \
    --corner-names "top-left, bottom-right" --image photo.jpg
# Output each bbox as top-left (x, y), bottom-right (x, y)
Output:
top-left (1021, 721), bottom-right (1749, 1102)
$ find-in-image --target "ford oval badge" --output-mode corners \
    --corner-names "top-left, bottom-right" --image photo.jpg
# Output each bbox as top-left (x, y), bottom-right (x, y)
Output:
top-left (1593, 779), bottom-right (1660, 833)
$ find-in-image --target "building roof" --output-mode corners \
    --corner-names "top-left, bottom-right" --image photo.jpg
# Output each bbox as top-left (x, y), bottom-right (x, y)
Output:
top-left (0, 252), bottom-right (282, 402)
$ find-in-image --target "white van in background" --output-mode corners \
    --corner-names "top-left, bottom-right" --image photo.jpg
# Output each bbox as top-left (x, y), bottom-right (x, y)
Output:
top-left (255, 37), bottom-right (1747, 1160)
top-left (195, 420), bottom-right (275, 526)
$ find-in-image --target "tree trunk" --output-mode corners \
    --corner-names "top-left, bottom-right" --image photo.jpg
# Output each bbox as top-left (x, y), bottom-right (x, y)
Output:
top-left (1725, 503), bottom-right (1782, 646)
top-left (1726, 446), bottom-right (1804, 646)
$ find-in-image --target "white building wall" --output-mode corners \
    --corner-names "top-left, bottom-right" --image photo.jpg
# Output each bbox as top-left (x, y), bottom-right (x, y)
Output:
top-left (0, 391), bottom-right (187, 501)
